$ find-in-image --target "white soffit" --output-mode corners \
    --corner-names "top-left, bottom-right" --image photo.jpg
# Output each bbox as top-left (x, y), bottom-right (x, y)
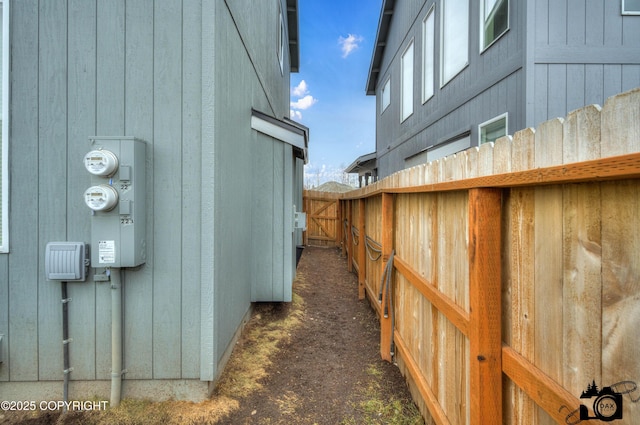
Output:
top-left (251, 111), bottom-right (306, 152)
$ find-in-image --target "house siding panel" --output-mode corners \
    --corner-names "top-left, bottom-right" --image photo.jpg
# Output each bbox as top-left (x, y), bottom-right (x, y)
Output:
top-left (371, 0), bottom-right (639, 178)
top-left (2, 0), bottom-right (298, 399)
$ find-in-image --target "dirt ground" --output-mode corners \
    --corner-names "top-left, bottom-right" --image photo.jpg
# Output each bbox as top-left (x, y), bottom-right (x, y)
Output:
top-left (1, 246), bottom-right (423, 424)
top-left (218, 246), bottom-right (422, 424)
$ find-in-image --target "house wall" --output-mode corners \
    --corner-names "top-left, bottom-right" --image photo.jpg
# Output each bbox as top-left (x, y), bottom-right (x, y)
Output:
top-left (1, 0), bottom-right (296, 402)
top-left (373, 0), bottom-right (640, 178)
top-left (529, 0), bottom-right (640, 127)
top-left (375, 0), bottom-right (527, 177)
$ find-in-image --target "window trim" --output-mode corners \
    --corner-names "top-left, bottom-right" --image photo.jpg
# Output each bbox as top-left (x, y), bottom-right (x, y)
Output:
top-left (277, 6), bottom-right (285, 74)
top-left (480, 0), bottom-right (510, 52)
top-left (400, 40), bottom-right (414, 122)
top-left (1, 0), bottom-right (9, 253)
top-left (422, 5), bottom-right (435, 104)
top-left (622, 0), bottom-right (640, 14)
top-left (478, 113), bottom-right (508, 145)
top-left (440, 0), bottom-right (469, 87)
top-left (380, 76), bottom-right (391, 113)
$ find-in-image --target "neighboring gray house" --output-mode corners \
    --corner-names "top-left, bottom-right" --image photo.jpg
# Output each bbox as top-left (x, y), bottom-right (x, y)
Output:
top-left (0, 0), bottom-right (307, 403)
top-left (365, 0), bottom-right (640, 178)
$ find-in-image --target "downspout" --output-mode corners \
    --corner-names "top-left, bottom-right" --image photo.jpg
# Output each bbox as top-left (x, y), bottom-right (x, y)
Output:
top-left (110, 268), bottom-right (123, 407)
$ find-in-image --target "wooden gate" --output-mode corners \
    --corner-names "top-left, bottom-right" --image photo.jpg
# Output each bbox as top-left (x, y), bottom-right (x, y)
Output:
top-left (302, 190), bottom-right (341, 247)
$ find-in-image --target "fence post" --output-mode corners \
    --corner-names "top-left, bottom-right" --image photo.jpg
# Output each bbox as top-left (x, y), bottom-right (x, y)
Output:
top-left (346, 200), bottom-right (353, 272)
top-left (380, 192), bottom-right (394, 362)
top-left (468, 188), bottom-right (503, 424)
top-left (358, 199), bottom-right (366, 300)
top-left (337, 199), bottom-right (344, 250)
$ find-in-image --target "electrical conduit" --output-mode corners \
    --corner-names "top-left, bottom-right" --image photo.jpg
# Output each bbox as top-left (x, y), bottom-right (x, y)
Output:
top-left (110, 268), bottom-right (123, 407)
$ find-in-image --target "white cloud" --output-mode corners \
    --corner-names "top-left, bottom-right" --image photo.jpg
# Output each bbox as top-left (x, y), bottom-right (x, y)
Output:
top-left (338, 34), bottom-right (364, 58)
top-left (291, 80), bottom-right (309, 97)
top-left (290, 109), bottom-right (303, 120)
top-left (290, 95), bottom-right (317, 110)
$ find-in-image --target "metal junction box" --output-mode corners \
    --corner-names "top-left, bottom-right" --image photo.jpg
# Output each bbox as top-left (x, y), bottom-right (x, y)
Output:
top-left (84, 137), bottom-right (147, 268)
top-left (45, 242), bottom-right (89, 281)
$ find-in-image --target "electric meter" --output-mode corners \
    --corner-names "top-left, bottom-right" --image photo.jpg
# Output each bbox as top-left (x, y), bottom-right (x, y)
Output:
top-left (84, 184), bottom-right (119, 212)
top-left (84, 149), bottom-right (119, 176)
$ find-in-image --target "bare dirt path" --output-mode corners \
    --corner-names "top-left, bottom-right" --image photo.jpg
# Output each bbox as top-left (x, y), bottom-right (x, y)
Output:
top-left (218, 246), bottom-right (423, 424)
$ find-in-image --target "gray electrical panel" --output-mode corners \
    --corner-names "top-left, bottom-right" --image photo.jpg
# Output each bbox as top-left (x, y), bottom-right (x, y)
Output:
top-left (45, 242), bottom-right (89, 281)
top-left (84, 137), bottom-right (147, 268)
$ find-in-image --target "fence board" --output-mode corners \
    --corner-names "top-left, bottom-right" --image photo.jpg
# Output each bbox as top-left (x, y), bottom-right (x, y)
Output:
top-left (302, 88), bottom-right (640, 425)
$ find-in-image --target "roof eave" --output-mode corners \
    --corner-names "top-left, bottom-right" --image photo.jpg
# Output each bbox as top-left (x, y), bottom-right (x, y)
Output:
top-left (366, 0), bottom-right (395, 95)
top-left (287, 0), bottom-right (300, 73)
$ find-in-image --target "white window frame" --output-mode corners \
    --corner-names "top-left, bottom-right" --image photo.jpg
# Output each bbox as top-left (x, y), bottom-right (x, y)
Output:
top-left (278, 7), bottom-right (285, 74)
top-left (401, 40), bottom-right (414, 122)
top-left (622, 0), bottom-right (640, 14)
top-left (479, 113), bottom-right (508, 145)
top-left (1, 0), bottom-right (9, 253)
top-left (422, 5), bottom-right (435, 103)
top-left (441, 0), bottom-right (469, 86)
top-left (480, 0), bottom-right (509, 51)
top-left (380, 76), bottom-right (391, 113)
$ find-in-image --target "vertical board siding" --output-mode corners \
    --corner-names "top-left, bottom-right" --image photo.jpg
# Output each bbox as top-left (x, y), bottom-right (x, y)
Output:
top-left (152, 0), bottom-right (183, 380)
top-left (374, 0), bottom-right (638, 178)
top-left (6, 0), bottom-right (39, 383)
top-left (181, 0), bottom-right (203, 379)
top-left (37, 0), bottom-right (68, 381)
top-left (123, 0), bottom-right (155, 380)
top-left (67, 0), bottom-right (97, 381)
top-left (4, 0), bottom-right (295, 396)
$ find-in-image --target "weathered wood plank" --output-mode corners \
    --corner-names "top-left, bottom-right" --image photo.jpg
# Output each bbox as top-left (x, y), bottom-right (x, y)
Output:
top-left (533, 117), bottom-right (565, 425)
top-left (562, 183), bottom-right (602, 395)
top-left (600, 180), bottom-right (640, 424)
top-left (380, 193), bottom-right (394, 362)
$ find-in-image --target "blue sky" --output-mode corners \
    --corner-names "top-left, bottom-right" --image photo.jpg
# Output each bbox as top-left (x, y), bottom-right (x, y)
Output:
top-left (290, 0), bottom-right (383, 187)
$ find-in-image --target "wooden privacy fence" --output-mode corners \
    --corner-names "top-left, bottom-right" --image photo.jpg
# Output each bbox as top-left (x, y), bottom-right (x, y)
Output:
top-left (302, 88), bottom-right (640, 425)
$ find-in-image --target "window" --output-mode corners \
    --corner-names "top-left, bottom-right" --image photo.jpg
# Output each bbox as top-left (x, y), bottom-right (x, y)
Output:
top-left (277, 7), bottom-right (285, 74)
top-left (422, 6), bottom-right (435, 103)
top-left (381, 77), bottom-right (391, 112)
top-left (622, 0), bottom-right (640, 14)
top-left (401, 41), bottom-right (414, 121)
top-left (482, 0), bottom-right (509, 50)
top-left (441, 0), bottom-right (469, 85)
top-left (0, 0), bottom-right (8, 253)
top-left (479, 113), bottom-right (508, 145)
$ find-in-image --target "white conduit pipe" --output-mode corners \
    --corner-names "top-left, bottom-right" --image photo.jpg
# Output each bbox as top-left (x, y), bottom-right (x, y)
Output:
top-left (110, 268), bottom-right (123, 407)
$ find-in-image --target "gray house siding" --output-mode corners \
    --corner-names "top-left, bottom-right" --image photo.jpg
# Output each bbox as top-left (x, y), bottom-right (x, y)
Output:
top-left (370, 0), bottom-right (640, 178)
top-left (1, 0), bottom-right (301, 402)
top-left (530, 0), bottom-right (640, 128)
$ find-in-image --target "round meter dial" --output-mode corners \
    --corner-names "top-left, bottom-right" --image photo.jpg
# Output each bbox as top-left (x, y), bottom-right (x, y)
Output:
top-left (84, 149), bottom-right (119, 176)
top-left (84, 185), bottom-right (119, 212)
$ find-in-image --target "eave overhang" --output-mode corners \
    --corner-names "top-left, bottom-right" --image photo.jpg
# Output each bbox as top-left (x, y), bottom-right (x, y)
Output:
top-left (366, 0), bottom-right (395, 95)
top-left (251, 109), bottom-right (309, 164)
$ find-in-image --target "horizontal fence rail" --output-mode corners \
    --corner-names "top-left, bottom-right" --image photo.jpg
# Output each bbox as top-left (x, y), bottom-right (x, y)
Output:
top-left (303, 88), bottom-right (640, 425)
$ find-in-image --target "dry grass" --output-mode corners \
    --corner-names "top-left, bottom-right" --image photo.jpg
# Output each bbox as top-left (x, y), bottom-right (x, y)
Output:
top-left (214, 282), bottom-right (306, 399)
top-left (1, 276), bottom-right (308, 425)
